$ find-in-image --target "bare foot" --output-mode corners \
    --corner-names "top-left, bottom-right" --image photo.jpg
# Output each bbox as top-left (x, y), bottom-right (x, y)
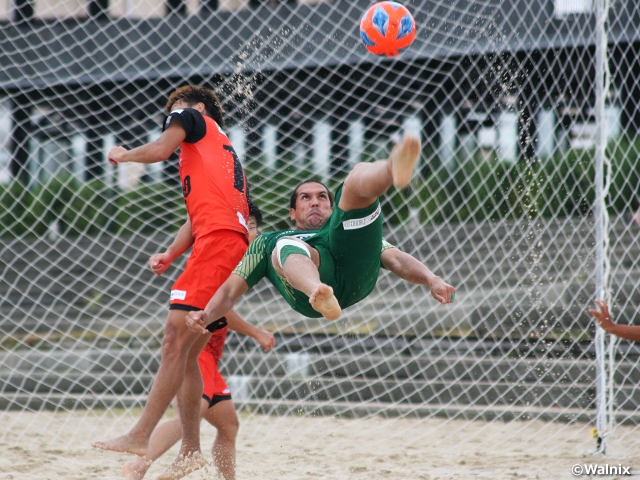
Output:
top-left (389, 133), bottom-right (421, 189)
top-left (155, 451), bottom-right (206, 480)
top-left (91, 434), bottom-right (148, 456)
top-left (123, 458), bottom-right (151, 480)
top-left (309, 284), bottom-right (341, 321)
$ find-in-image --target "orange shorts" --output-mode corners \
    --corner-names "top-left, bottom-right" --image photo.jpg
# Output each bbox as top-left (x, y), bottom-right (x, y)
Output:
top-left (169, 229), bottom-right (247, 311)
top-left (199, 327), bottom-right (231, 407)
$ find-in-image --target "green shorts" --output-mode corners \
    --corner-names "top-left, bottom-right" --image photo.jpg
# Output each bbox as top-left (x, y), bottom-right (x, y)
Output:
top-left (307, 184), bottom-right (383, 311)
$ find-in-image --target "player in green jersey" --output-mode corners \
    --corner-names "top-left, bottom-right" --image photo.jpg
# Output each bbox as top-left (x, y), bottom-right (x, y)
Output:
top-left (186, 132), bottom-right (456, 333)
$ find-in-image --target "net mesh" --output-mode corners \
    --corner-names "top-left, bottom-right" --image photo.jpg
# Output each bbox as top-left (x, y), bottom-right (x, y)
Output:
top-left (1, 0), bottom-right (640, 458)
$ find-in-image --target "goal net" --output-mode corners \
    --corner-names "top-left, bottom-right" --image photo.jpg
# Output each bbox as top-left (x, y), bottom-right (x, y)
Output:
top-left (1, 0), bottom-right (640, 460)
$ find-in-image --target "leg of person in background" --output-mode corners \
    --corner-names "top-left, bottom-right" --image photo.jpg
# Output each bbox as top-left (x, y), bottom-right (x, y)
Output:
top-left (121, 398), bottom-right (205, 480)
top-left (203, 400), bottom-right (239, 480)
top-left (122, 397), bottom-right (239, 480)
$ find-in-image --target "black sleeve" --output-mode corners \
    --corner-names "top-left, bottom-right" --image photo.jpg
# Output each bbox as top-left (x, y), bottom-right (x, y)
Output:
top-left (162, 108), bottom-right (206, 143)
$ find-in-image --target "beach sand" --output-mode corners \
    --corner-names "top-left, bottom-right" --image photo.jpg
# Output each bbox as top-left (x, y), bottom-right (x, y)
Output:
top-left (1, 409), bottom-right (639, 479)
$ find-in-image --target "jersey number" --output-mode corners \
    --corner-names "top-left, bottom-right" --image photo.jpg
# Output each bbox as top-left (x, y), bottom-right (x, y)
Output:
top-left (182, 175), bottom-right (191, 198)
top-left (223, 145), bottom-right (246, 194)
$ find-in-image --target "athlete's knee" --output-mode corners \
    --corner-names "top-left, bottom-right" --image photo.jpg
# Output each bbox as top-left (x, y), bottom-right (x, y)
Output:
top-left (217, 414), bottom-right (239, 439)
top-left (162, 335), bottom-right (186, 356)
top-left (275, 237), bottom-right (311, 269)
top-left (222, 414), bottom-right (240, 435)
top-left (206, 401), bottom-right (240, 432)
top-left (344, 162), bottom-right (368, 184)
top-left (343, 163), bottom-right (374, 200)
top-left (161, 323), bottom-right (185, 359)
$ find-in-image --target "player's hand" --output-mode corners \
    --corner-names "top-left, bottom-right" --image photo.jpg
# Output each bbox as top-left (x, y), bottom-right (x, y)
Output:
top-left (254, 330), bottom-right (276, 352)
top-left (149, 252), bottom-right (173, 276)
top-left (186, 310), bottom-right (210, 335)
top-left (429, 277), bottom-right (456, 305)
top-left (107, 146), bottom-right (128, 166)
top-left (589, 300), bottom-right (615, 332)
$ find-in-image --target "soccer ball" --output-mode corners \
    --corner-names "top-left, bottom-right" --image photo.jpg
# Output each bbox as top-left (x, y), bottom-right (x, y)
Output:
top-left (359, 2), bottom-right (416, 58)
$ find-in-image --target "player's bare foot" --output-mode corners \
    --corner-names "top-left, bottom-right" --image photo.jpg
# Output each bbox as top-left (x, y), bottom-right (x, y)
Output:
top-left (155, 451), bottom-right (206, 480)
top-left (389, 133), bottom-right (421, 189)
top-left (91, 434), bottom-right (148, 456)
top-left (309, 283), bottom-right (341, 321)
top-left (123, 459), bottom-right (151, 480)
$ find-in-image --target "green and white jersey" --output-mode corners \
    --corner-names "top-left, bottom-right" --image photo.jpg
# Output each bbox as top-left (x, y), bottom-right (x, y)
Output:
top-left (233, 185), bottom-right (394, 318)
top-left (233, 230), bottom-right (319, 317)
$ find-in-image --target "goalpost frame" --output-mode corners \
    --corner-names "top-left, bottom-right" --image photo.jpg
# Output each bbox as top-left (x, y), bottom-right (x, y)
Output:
top-left (593, 0), bottom-right (613, 455)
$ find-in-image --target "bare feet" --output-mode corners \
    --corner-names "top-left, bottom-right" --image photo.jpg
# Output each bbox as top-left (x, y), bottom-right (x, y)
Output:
top-left (309, 283), bottom-right (341, 321)
top-left (123, 458), bottom-right (152, 480)
top-left (91, 434), bottom-right (148, 456)
top-left (389, 133), bottom-right (421, 189)
top-left (155, 451), bottom-right (207, 480)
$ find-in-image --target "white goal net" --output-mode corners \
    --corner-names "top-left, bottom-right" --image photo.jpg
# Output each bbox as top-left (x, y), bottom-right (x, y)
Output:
top-left (1, 0), bottom-right (640, 466)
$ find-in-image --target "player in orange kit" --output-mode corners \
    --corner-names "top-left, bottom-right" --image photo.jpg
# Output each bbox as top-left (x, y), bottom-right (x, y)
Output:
top-left (120, 202), bottom-right (268, 480)
top-left (93, 85), bottom-right (250, 479)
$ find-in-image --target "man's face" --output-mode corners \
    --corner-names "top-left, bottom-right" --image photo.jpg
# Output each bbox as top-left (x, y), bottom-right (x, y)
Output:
top-left (248, 216), bottom-right (259, 244)
top-left (290, 182), bottom-right (333, 230)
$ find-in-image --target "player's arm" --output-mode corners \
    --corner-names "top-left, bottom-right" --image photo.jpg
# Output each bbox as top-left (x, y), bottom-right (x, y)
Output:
top-left (380, 247), bottom-right (456, 305)
top-left (108, 121), bottom-right (186, 165)
top-left (589, 300), bottom-right (640, 342)
top-left (186, 275), bottom-right (250, 334)
top-left (149, 217), bottom-right (194, 276)
top-left (225, 310), bottom-right (276, 352)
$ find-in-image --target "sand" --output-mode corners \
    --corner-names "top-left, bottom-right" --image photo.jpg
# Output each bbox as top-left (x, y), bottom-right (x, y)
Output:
top-left (1, 410), bottom-right (639, 479)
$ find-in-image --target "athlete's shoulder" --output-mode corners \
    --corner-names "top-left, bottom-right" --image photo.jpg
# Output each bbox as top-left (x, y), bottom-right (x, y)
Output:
top-left (245, 233), bottom-right (267, 252)
top-left (163, 108), bottom-right (206, 143)
top-left (164, 107), bottom-right (202, 128)
top-left (205, 116), bottom-right (226, 136)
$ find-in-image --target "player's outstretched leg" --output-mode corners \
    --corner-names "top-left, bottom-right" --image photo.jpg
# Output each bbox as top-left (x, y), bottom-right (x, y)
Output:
top-left (339, 132), bottom-right (421, 211)
top-left (390, 132), bottom-right (421, 189)
top-left (271, 238), bottom-right (341, 320)
top-left (309, 284), bottom-right (341, 321)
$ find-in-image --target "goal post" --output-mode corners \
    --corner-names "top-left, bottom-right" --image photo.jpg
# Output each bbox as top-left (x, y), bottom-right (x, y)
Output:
top-left (1, 0), bottom-right (640, 457)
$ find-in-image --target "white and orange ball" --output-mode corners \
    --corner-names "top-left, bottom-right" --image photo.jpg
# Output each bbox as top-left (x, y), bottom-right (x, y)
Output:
top-left (359, 2), bottom-right (417, 57)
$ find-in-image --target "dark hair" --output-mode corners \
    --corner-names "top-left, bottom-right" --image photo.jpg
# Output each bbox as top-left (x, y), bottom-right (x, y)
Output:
top-left (289, 179), bottom-right (334, 209)
top-left (165, 85), bottom-right (225, 128)
top-left (248, 198), bottom-right (263, 225)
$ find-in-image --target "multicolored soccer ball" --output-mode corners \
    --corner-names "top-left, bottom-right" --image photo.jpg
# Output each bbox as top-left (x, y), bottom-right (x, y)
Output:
top-left (359, 2), bottom-right (416, 57)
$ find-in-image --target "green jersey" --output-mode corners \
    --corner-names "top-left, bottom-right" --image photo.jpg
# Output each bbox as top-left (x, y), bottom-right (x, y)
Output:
top-left (232, 185), bottom-right (395, 318)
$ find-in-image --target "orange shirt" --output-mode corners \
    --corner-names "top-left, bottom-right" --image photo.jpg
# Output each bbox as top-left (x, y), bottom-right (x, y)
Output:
top-left (165, 109), bottom-right (249, 239)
